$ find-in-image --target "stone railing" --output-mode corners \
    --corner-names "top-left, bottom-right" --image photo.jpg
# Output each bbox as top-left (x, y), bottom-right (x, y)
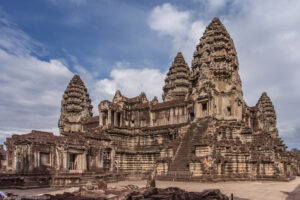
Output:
top-left (158, 170), bottom-right (193, 181)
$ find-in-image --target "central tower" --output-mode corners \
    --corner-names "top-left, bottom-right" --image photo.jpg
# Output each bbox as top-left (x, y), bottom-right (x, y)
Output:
top-left (188, 17), bottom-right (244, 121)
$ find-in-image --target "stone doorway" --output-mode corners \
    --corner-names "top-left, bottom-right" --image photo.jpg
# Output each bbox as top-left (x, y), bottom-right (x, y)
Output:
top-left (68, 153), bottom-right (78, 170)
top-left (117, 113), bottom-right (121, 127)
top-left (227, 106), bottom-right (231, 116)
top-left (189, 106), bottom-right (195, 121)
top-left (40, 152), bottom-right (50, 166)
top-left (202, 102), bottom-right (207, 116)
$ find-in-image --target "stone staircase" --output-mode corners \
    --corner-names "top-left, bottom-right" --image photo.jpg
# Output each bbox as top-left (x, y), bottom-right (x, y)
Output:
top-left (169, 118), bottom-right (210, 171)
top-left (79, 172), bottom-right (97, 185)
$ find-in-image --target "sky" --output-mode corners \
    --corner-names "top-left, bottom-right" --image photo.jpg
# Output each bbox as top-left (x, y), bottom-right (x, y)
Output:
top-left (0, 0), bottom-right (300, 149)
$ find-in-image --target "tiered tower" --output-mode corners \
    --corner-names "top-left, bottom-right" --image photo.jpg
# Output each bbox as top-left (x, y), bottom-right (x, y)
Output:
top-left (58, 75), bottom-right (93, 134)
top-left (189, 17), bottom-right (243, 120)
top-left (162, 52), bottom-right (190, 101)
top-left (256, 92), bottom-right (278, 137)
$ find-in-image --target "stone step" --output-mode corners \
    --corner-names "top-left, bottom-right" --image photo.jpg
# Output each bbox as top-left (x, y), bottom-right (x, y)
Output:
top-left (169, 118), bottom-right (210, 171)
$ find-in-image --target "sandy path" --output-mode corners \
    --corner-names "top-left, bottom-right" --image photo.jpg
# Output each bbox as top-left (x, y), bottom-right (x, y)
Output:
top-left (1, 177), bottom-right (299, 200)
top-left (108, 177), bottom-right (300, 200)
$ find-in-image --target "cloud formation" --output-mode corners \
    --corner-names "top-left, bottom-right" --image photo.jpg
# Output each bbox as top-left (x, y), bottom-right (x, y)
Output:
top-left (93, 66), bottom-right (165, 101)
top-left (148, 3), bottom-right (205, 63)
top-left (0, 15), bottom-right (73, 139)
top-left (74, 62), bottom-right (166, 114)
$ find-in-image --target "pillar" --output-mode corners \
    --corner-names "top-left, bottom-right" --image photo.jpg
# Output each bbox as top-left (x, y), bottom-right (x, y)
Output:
top-left (195, 103), bottom-right (201, 118)
top-left (170, 108), bottom-right (174, 124)
top-left (108, 109), bottom-right (112, 126)
top-left (81, 152), bottom-right (86, 171)
top-left (120, 113), bottom-right (123, 127)
top-left (114, 112), bottom-right (117, 127)
top-left (150, 112), bottom-right (154, 126)
top-left (62, 151), bottom-right (68, 171)
top-left (99, 111), bottom-right (103, 126)
top-left (110, 149), bottom-right (115, 172)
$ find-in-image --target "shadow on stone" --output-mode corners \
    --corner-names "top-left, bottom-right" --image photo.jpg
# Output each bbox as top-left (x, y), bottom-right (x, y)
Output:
top-left (282, 183), bottom-right (300, 200)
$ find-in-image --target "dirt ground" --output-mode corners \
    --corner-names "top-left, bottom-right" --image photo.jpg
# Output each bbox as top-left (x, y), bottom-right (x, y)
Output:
top-left (108, 177), bottom-right (300, 200)
top-left (1, 177), bottom-right (300, 200)
top-left (1, 187), bottom-right (79, 197)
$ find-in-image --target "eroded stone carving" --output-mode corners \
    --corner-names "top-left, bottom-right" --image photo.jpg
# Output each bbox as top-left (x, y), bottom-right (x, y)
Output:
top-left (58, 75), bottom-right (93, 134)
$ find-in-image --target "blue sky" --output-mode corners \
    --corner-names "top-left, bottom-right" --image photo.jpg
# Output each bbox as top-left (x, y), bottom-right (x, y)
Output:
top-left (0, 0), bottom-right (300, 149)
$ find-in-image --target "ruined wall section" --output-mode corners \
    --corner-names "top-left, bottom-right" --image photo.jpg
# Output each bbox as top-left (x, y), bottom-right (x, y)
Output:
top-left (4, 131), bottom-right (58, 173)
top-left (58, 75), bottom-right (93, 134)
top-left (0, 145), bottom-right (6, 173)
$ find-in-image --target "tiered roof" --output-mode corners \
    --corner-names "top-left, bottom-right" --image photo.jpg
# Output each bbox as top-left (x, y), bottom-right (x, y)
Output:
top-left (191, 17), bottom-right (239, 80)
top-left (162, 52), bottom-right (190, 101)
top-left (58, 74), bottom-right (93, 133)
top-left (256, 92), bottom-right (277, 125)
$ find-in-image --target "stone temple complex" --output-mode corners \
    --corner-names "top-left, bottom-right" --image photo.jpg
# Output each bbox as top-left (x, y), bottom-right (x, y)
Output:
top-left (0, 18), bottom-right (299, 188)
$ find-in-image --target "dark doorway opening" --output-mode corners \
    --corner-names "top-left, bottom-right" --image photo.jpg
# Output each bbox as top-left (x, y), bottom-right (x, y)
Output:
top-left (111, 111), bottom-right (114, 126)
top-left (202, 103), bottom-right (207, 116)
top-left (69, 153), bottom-right (77, 170)
top-left (189, 106), bottom-right (195, 121)
top-left (117, 113), bottom-right (121, 127)
top-left (227, 106), bottom-right (231, 116)
top-left (86, 154), bottom-right (89, 170)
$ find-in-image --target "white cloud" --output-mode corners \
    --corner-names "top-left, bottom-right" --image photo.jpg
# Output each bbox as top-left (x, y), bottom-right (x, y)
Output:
top-left (75, 61), bottom-right (166, 114)
top-left (148, 3), bottom-right (205, 64)
top-left (206, 0), bottom-right (228, 13)
top-left (50, 0), bottom-right (86, 6)
top-left (0, 49), bottom-right (73, 132)
top-left (94, 67), bottom-right (165, 101)
top-left (0, 14), bottom-right (73, 141)
top-left (0, 15), bottom-right (46, 56)
top-left (0, 50), bottom-right (73, 106)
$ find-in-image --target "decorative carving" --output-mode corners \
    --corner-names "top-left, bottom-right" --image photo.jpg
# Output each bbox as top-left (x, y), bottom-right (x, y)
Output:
top-left (163, 52), bottom-right (190, 101)
top-left (58, 75), bottom-right (93, 134)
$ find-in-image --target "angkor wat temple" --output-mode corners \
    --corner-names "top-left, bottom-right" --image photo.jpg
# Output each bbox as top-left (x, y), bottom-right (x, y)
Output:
top-left (0, 18), bottom-right (299, 188)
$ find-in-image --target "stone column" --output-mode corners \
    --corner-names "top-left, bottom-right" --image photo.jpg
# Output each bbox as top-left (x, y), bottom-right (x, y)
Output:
top-left (114, 112), bottom-right (117, 127)
top-left (120, 113), bottom-right (123, 127)
top-left (62, 151), bottom-right (68, 171)
top-left (35, 151), bottom-right (39, 168)
top-left (110, 150), bottom-right (115, 172)
top-left (170, 108), bottom-right (174, 124)
top-left (195, 103), bottom-right (201, 118)
top-left (108, 109), bottom-right (112, 126)
top-left (99, 150), bottom-right (104, 168)
top-left (150, 112), bottom-right (153, 126)
top-left (81, 152), bottom-right (86, 171)
top-left (13, 151), bottom-right (17, 172)
top-left (99, 112), bottom-right (103, 126)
